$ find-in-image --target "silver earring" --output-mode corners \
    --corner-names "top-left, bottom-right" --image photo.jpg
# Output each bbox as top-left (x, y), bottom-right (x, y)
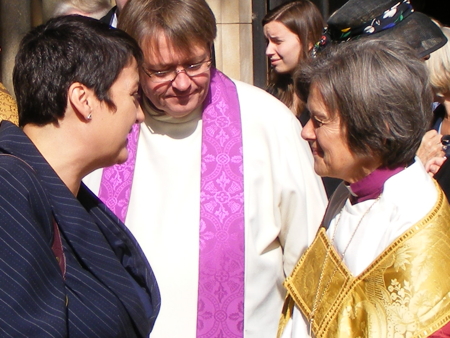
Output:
top-left (87, 113), bottom-right (92, 120)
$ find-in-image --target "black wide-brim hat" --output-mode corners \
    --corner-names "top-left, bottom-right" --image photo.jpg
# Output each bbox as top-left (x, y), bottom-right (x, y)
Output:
top-left (325, 0), bottom-right (447, 58)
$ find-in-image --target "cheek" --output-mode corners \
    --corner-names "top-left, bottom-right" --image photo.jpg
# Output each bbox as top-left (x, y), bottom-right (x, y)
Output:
top-left (199, 80), bottom-right (210, 96)
top-left (141, 81), bottom-right (166, 103)
top-left (315, 128), bottom-right (332, 147)
top-left (316, 128), bottom-right (344, 154)
top-left (274, 44), bottom-right (287, 58)
top-left (194, 75), bottom-right (211, 96)
top-left (285, 44), bottom-right (301, 63)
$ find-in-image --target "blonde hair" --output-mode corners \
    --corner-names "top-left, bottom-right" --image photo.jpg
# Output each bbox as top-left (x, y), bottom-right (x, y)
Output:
top-left (426, 25), bottom-right (450, 97)
top-left (53, 0), bottom-right (112, 19)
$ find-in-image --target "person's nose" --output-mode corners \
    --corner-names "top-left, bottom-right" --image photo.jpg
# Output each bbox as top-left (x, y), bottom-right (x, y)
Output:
top-left (266, 42), bottom-right (275, 57)
top-left (301, 118), bottom-right (316, 141)
top-left (171, 68), bottom-right (191, 91)
top-left (136, 103), bottom-right (145, 123)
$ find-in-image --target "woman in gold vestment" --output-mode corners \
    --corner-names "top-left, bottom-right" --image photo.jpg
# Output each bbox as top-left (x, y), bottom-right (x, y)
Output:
top-left (278, 38), bottom-right (450, 338)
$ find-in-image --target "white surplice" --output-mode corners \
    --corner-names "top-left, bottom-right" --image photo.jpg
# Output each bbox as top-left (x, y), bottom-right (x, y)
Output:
top-left (281, 159), bottom-right (438, 337)
top-left (84, 79), bottom-right (327, 338)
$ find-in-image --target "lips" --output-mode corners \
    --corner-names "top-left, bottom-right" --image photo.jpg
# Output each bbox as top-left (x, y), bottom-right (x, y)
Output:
top-left (310, 143), bottom-right (324, 157)
top-left (166, 91), bottom-right (194, 100)
top-left (175, 93), bottom-right (192, 99)
top-left (270, 59), bottom-right (280, 66)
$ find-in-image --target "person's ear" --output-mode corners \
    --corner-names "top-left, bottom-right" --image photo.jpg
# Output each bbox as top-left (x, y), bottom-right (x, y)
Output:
top-left (67, 82), bottom-right (95, 121)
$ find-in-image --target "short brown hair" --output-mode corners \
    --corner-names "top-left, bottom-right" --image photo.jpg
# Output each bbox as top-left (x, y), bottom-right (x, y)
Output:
top-left (119, 0), bottom-right (216, 57)
top-left (297, 38), bottom-right (433, 168)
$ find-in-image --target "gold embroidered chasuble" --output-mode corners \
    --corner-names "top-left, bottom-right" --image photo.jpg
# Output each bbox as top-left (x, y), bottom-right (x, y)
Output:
top-left (279, 187), bottom-right (450, 338)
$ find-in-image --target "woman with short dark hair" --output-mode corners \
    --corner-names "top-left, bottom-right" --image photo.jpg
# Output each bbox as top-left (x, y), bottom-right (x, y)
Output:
top-left (0, 15), bottom-right (160, 337)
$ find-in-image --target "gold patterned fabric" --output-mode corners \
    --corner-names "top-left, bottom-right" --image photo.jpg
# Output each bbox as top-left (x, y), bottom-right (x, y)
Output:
top-left (279, 187), bottom-right (450, 338)
top-left (0, 83), bottom-right (18, 125)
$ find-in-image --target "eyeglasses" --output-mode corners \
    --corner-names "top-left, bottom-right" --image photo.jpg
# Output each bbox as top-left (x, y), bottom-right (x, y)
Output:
top-left (142, 59), bottom-right (212, 83)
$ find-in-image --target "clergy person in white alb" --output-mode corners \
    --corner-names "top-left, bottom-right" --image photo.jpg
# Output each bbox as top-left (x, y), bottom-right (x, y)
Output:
top-left (84, 0), bottom-right (327, 337)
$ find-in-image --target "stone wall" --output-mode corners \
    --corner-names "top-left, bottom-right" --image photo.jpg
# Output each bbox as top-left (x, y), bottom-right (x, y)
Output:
top-left (207, 0), bottom-right (253, 84)
top-left (0, 1), bottom-right (32, 95)
top-left (0, 0), bottom-right (254, 96)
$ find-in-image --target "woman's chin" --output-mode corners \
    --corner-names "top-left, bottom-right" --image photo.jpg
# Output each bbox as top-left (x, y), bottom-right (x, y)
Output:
top-left (313, 161), bottom-right (328, 178)
top-left (112, 149), bottom-right (129, 166)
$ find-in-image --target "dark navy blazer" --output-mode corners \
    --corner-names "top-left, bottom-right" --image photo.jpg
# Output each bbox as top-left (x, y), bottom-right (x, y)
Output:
top-left (0, 121), bottom-right (160, 337)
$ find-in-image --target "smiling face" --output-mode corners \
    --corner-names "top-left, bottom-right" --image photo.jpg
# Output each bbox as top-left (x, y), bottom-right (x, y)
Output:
top-left (140, 34), bottom-right (211, 119)
top-left (92, 58), bottom-right (144, 166)
top-left (264, 21), bottom-right (302, 74)
top-left (301, 83), bottom-right (380, 183)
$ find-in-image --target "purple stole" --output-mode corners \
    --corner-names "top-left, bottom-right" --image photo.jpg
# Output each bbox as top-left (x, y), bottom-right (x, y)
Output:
top-left (98, 69), bottom-right (245, 337)
top-left (98, 123), bottom-right (139, 222)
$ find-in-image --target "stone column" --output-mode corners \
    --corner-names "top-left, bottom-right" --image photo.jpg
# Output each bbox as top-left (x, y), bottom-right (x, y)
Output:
top-left (0, 0), bottom-right (32, 95)
top-left (42, 0), bottom-right (58, 22)
top-left (207, 0), bottom-right (253, 84)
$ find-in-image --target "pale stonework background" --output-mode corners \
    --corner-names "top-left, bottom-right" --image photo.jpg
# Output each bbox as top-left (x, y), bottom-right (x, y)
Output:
top-left (0, 0), bottom-right (255, 96)
top-left (1, 1), bottom-right (449, 97)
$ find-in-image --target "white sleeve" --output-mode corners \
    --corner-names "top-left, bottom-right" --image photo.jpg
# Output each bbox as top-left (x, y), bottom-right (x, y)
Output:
top-left (234, 79), bottom-right (327, 276)
top-left (277, 112), bottom-right (327, 275)
top-left (280, 307), bottom-right (310, 338)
